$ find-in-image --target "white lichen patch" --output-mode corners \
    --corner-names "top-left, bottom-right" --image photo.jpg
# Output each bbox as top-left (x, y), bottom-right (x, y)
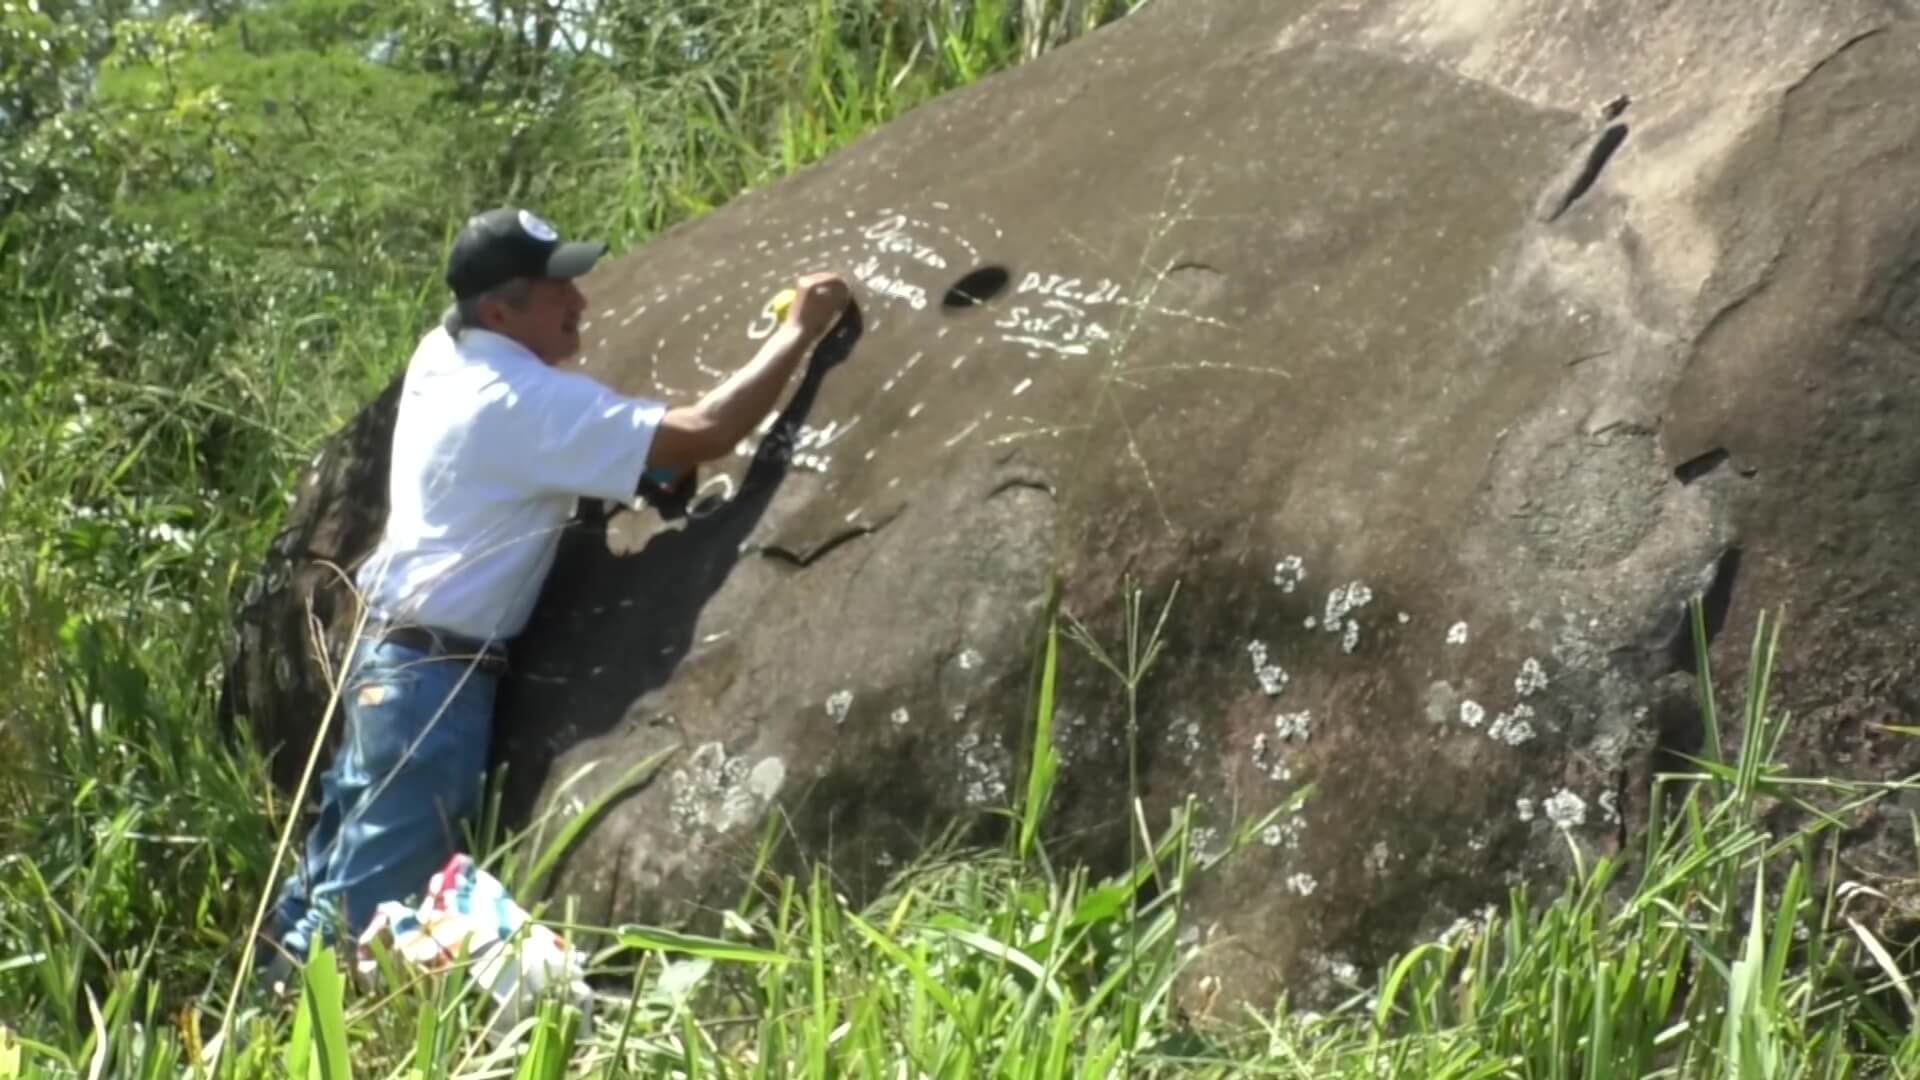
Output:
top-left (1167, 717), bottom-right (1204, 767)
top-left (1250, 732), bottom-right (1292, 782)
top-left (1598, 790), bottom-right (1621, 825)
top-left (1446, 621), bottom-right (1469, 646)
top-left (1544, 789), bottom-right (1587, 829)
top-left (1323, 582), bottom-right (1373, 653)
top-left (1460, 700), bottom-right (1486, 728)
top-left (670, 743), bottom-right (786, 835)
top-left (1261, 823), bottom-right (1286, 847)
top-left (1516, 797), bottom-right (1536, 823)
top-left (1515, 657), bottom-right (1549, 697)
top-left (957, 648), bottom-right (983, 671)
top-left (890, 707), bottom-right (911, 727)
top-left (825, 689), bottom-right (854, 726)
top-left (1324, 582), bottom-right (1373, 628)
top-left (1366, 841), bottom-right (1391, 874)
top-left (1191, 826), bottom-right (1223, 863)
top-left (1274, 711), bottom-right (1312, 742)
top-left (1487, 704), bottom-right (1536, 746)
top-left (1052, 711), bottom-right (1100, 767)
top-left (959, 731), bottom-right (1010, 806)
top-left (1273, 555), bottom-right (1306, 594)
top-left (1312, 954), bottom-right (1361, 986)
top-left (1247, 640), bottom-right (1288, 696)
top-left (1273, 813), bottom-right (1307, 850)
top-left (1286, 872), bottom-right (1319, 897)
top-left (1438, 905), bottom-right (1499, 948)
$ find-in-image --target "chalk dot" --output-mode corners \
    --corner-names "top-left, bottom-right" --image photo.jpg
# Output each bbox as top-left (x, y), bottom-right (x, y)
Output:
top-left (1012, 379), bottom-right (1033, 396)
top-left (907, 403), bottom-right (925, 419)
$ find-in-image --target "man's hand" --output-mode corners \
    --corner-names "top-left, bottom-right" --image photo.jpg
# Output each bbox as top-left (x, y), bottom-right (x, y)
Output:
top-left (646, 271), bottom-right (855, 471)
top-left (785, 272), bottom-right (852, 340)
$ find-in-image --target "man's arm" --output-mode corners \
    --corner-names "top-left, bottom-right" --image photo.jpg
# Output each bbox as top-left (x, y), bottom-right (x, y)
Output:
top-left (646, 272), bottom-right (851, 470)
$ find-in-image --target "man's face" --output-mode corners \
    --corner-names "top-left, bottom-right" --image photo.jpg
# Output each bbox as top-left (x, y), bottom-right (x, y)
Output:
top-left (486, 278), bottom-right (586, 365)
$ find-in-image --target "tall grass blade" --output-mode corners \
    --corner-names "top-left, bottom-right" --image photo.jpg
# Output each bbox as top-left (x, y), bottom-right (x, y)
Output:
top-left (298, 943), bottom-right (352, 1080)
top-left (615, 926), bottom-right (788, 966)
top-left (1018, 621), bottom-right (1060, 861)
top-left (516, 752), bottom-right (672, 898)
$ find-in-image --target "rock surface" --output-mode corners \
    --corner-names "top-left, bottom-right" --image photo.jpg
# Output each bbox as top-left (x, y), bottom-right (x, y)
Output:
top-left (223, 0), bottom-right (1920, 1011)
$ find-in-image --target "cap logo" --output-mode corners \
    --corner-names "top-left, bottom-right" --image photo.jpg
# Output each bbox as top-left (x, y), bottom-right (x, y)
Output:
top-left (518, 210), bottom-right (558, 242)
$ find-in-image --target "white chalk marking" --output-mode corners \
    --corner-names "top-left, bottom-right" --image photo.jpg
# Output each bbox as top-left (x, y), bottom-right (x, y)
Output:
top-left (943, 420), bottom-right (981, 448)
top-left (1004, 335), bottom-right (1090, 357)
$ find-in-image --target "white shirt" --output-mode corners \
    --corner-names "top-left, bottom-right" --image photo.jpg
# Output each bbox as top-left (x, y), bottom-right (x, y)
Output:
top-left (355, 327), bottom-right (664, 641)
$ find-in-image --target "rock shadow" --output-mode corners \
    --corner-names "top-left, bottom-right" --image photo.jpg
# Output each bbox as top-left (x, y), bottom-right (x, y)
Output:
top-left (491, 307), bottom-right (866, 814)
top-left (221, 377), bottom-right (401, 790)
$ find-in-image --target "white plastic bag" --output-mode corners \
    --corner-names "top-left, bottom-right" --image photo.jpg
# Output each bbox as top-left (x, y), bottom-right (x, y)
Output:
top-left (357, 853), bottom-right (593, 1040)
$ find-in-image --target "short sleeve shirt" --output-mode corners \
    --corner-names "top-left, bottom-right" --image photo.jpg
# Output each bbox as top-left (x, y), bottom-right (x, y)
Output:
top-left (355, 327), bottom-right (664, 640)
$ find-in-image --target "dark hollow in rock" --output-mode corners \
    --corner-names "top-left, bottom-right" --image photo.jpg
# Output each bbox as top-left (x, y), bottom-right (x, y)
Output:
top-left (1674, 447), bottom-right (1732, 484)
top-left (942, 265), bottom-right (1013, 310)
top-left (1547, 123), bottom-right (1630, 222)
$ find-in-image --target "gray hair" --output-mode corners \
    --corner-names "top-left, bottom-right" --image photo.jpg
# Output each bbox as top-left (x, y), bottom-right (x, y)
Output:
top-left (442, 277), bottom-right (534, 337)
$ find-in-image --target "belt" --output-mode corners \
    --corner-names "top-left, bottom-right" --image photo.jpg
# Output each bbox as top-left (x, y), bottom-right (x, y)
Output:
top-left (371, 622), bottom-right (510, 674)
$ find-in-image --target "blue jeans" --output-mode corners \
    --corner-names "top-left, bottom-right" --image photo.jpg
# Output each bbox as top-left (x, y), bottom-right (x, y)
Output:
top-left (269, 636), bottom-right (497, 963)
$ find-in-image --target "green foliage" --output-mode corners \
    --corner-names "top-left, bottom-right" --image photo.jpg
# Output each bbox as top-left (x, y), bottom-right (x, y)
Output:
top-left (10, 599), bottom-right (1920, 1076)
top-left (0, 1), bottom-right (1146, 1072)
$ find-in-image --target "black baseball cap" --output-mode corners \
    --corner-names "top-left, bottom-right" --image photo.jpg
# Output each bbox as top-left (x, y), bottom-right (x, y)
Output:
top-left (445, 208), bottom-right (607, 300)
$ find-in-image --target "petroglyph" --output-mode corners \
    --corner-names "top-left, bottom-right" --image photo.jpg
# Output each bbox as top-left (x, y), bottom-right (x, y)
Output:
top-left (573, 197), bottom-right (1254, 521)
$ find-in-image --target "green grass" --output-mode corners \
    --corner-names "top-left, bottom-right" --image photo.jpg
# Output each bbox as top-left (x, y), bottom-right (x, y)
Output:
top-left (10, 600), bottom-right (1920, 1077)
top-left (8, 0), bottom-right (1920, 1075)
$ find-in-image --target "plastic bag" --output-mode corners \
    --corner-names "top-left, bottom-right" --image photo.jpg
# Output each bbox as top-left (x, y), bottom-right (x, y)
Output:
top-left (356, 853), bottom-right (593, 1039)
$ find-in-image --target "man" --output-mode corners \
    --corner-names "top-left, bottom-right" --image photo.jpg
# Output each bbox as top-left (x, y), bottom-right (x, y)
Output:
top-left (264, 206), bottom-right (852, 978)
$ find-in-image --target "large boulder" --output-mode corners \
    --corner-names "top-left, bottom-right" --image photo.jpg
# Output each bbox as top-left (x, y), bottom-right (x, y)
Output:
top-left (223, 0), bottom-right (1920, 1010)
